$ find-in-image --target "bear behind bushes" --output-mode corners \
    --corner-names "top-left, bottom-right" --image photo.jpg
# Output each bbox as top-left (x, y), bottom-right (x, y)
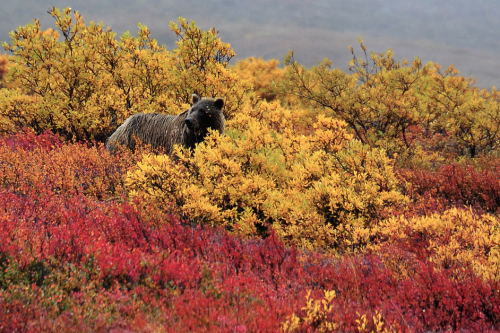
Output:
top-left (106, 94), bottom-right (225, 154)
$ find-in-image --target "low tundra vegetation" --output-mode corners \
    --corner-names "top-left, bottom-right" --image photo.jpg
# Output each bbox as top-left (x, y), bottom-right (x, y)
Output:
top-left (1, 7), bottom-right (500, 332)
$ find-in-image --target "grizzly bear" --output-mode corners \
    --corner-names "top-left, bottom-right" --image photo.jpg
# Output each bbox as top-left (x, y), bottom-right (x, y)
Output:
top-left (106, 94), bottom-right (225, 154)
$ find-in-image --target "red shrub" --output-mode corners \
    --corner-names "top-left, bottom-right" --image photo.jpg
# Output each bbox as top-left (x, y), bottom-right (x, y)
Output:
top-left (398, 163), bottom-right (500, 215)
top-left (1, 131), bottom-right (500, 332)
top-left (0, 129), bottom-right (141, 200)
top-left (1, 185), bottom-right (500, 331)
top-left (0, 128), bottom-right (63, 151)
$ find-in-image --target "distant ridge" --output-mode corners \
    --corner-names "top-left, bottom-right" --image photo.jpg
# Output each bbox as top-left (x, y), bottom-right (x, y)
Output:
top-left (1, 0), bottom-right (499, 88)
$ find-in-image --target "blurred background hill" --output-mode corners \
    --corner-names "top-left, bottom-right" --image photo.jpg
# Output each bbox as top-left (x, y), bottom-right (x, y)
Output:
top-left (2, 0), bottom-right (499, 88)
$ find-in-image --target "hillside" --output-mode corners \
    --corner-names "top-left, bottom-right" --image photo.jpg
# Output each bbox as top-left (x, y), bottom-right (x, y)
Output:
top-left (1, 0), bottom-right (500, 88)
top-left (1, 8), bottom-right (500, 332)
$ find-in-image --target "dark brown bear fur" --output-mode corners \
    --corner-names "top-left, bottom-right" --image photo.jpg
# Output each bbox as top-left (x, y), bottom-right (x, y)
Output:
top-left (106, 94), bottom-right (225, 154)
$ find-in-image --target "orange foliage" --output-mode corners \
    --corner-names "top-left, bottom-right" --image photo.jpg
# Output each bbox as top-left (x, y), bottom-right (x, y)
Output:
top-left (0, 54), bottom-right (8, 86)
top-left (0, 130), bottom-right (141, 200)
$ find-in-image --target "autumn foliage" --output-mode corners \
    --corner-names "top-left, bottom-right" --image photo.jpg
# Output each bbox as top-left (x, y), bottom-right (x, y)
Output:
top-left (126, 102), bottom-right (405, 251)
top-left (0, 54), bottom-right (8, 87)
top-left (1, 8), bottom-right (248, 141)
top-left (1, 7), bottom-right (500, 332)
top-left (231, 57), bottom-right (284, 102)
top-left (279, 41), bottom-right (500, 161)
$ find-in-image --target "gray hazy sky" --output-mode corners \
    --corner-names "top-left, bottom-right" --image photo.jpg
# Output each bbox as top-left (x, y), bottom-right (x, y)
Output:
top-left (2, 0), bottom-right (499, 88)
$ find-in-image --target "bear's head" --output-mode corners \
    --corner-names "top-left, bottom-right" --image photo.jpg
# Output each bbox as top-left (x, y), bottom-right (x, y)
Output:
top-left (184, 93), bottom-right (225, 138)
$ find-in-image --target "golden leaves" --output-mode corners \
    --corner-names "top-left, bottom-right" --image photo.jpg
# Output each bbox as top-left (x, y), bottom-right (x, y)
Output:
top-left (231, 57), bottom-right (285, 102)
top-left (279, 40), bottom-right (500, 163)
top-left (1, 10), bottom-right (250, 140)
top-left (369, 208), bottom-right (500, 281)
top-left (126, 102), bottom-right (406, 250)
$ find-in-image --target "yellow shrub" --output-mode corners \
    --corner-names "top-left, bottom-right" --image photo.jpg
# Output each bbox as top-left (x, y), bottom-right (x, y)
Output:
top-left (231, 57), bottom-right (284, 102)
top-left (0, 53), bottom-right (22, 90)
top-left (125, 102), bottom-right (406, 251)
top-left (282, 290), bottom-right (337, 332)
top-left (426, 65), bottom-right (500, 158)
top-left (0, 90), bottom-right (40, 134)
top-left (278, 40), bottom-right (500, 161)
top-left (0, 54), bottom-right (8, 88)
top-left (283, 290), bottom-right (393, 333)
top-left (368, 208), bottom-right (500, 281)
top-left (168, 18), bottom-right (250, 119)
top-left (1, 8), bottom-right (249, 141)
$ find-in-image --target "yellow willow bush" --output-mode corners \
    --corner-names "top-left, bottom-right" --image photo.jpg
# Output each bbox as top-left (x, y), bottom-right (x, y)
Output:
top-left (125, 102), bottom-right (406, 250)
top-left (278, 39), bottom-right (500, 161)
top-left (0, 90), bottom-right (39, 134)
top-left (426, 65), bottom-right (500, 158)
top-left (282, 290), bottom-right (338, 332)
top-left (367, 208), bottom-right (500, 281)
top-left (1, 7), bottom-right (249, 141)
top-left (168, 18), bottom-right (249, 119)
top-left (0, 54), bottom-right (8, 88)
top-left (231, 57), bottom-right (284, 102)
top-left (283, 290), bottom-right (393, 333)
top-left (0, 53), bottom-right (21, 90)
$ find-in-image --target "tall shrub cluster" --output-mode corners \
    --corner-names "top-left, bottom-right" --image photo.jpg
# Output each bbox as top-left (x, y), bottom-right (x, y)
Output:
top-left (278, 40), bottom-right (500, 161)
top-left (126, 101), bottom-right (406, 251)
top-left (231, 57), bottom-right (284, 102)
top-left (0, 7), bottom-right (249, 141)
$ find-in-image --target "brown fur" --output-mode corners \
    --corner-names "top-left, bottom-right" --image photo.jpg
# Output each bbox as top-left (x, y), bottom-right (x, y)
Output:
top-left (106, 94), bottom-right (225, 154)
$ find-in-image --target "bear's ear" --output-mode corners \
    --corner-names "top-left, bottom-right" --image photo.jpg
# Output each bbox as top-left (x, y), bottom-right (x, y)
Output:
top-left (214, 98), bottom-right (224, 110)
top-left (191, 94), bottom-right (200, 105)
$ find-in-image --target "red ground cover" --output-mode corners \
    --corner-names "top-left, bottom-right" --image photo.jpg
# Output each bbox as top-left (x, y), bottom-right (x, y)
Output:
top-left (1, 131), bottom-right (499, 332)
